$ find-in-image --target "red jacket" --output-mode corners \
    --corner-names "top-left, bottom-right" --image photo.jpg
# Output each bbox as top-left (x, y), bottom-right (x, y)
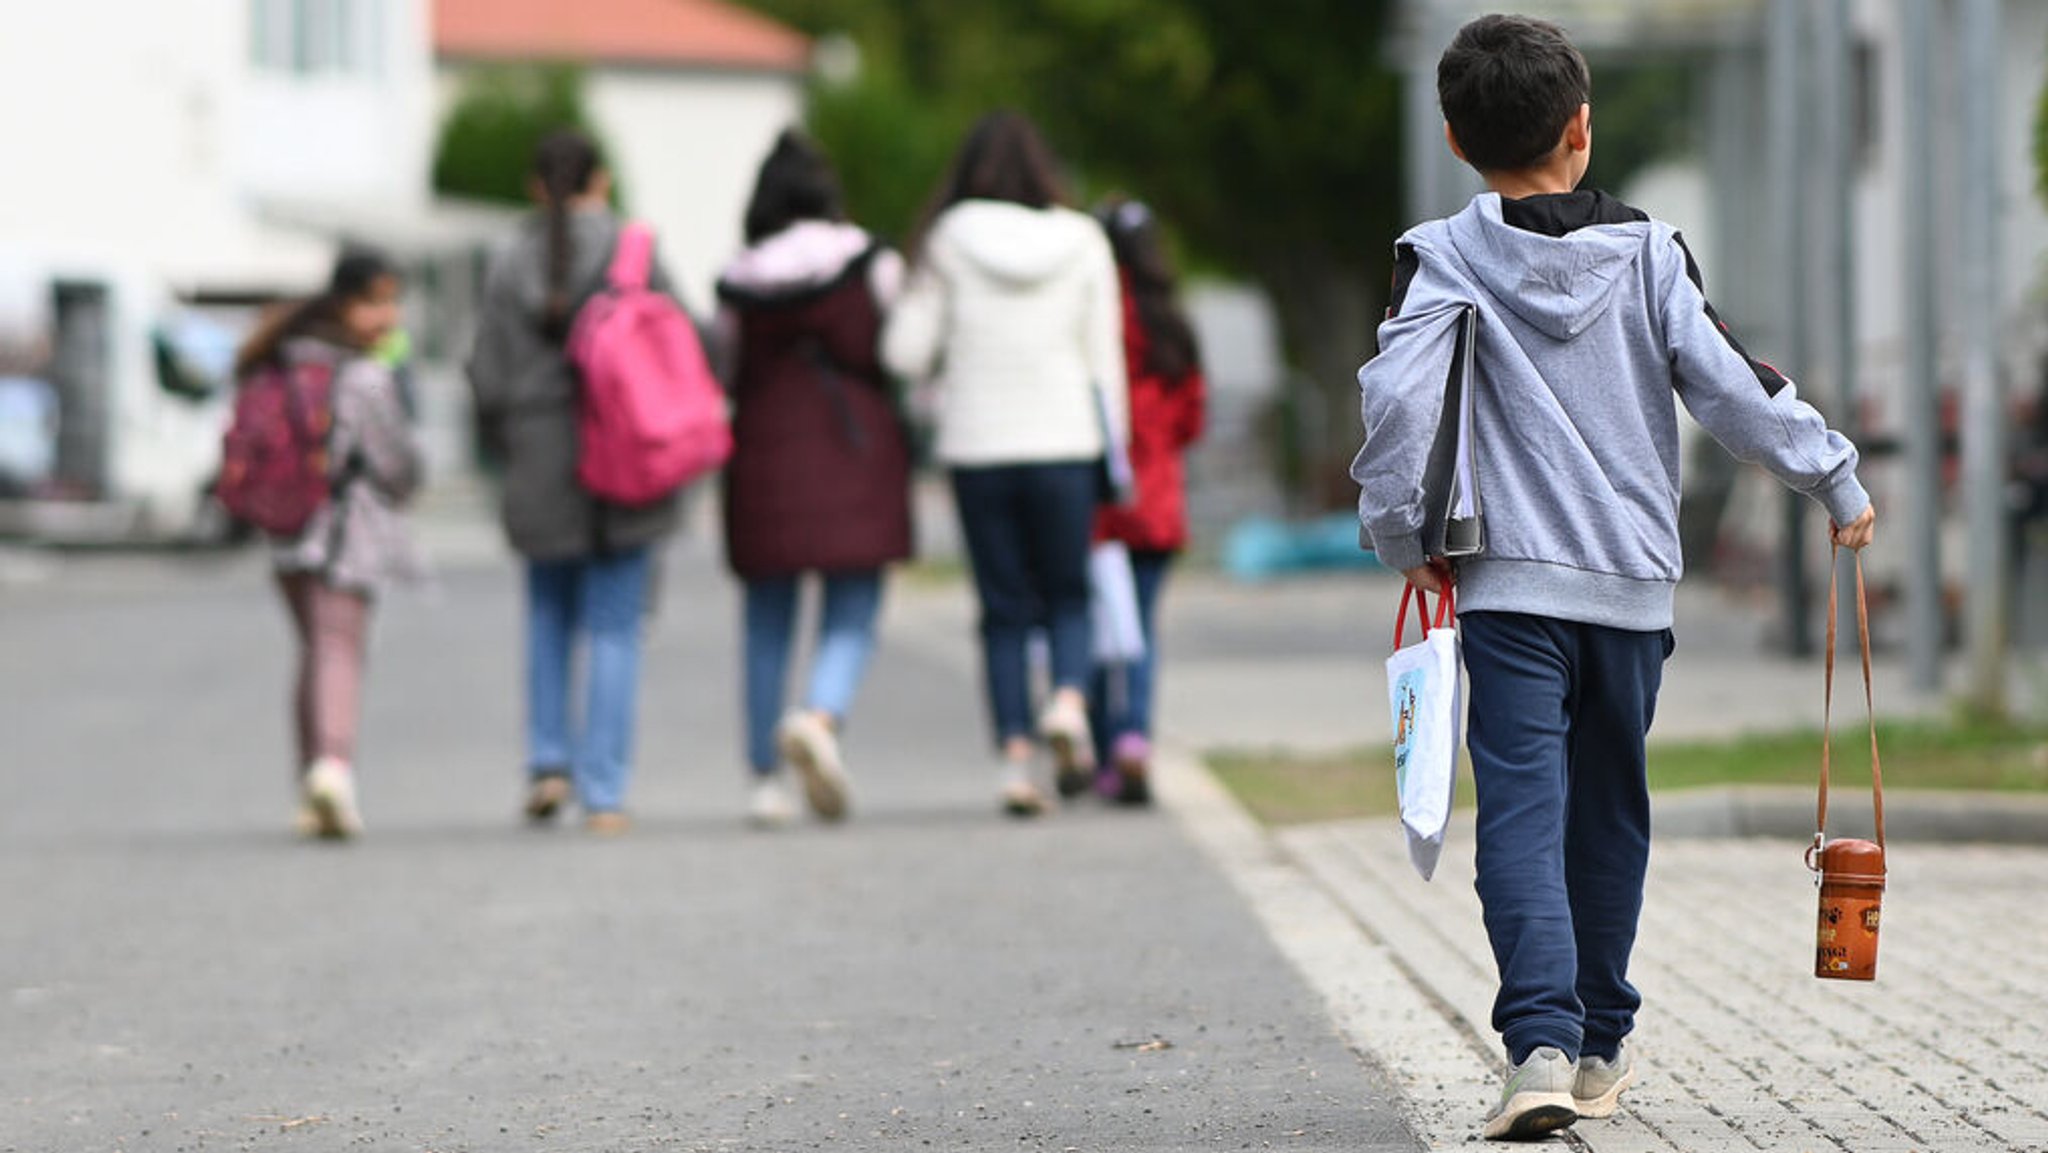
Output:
top-left (1095, 282), bottom-right (1206, 553)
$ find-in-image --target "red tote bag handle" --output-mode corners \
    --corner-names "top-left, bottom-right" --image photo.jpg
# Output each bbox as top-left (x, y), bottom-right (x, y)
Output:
top-left (1393, 584), bottom-right (1457, 650)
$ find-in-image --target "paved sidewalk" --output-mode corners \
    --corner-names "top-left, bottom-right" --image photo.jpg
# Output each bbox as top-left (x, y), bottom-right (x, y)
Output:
top-left (1096, 567), bottom-right (2048, 1152)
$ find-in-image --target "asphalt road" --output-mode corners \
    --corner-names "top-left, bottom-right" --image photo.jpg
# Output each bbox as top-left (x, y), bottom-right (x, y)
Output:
top-left (0, 545), bottom-right (1419, 1152)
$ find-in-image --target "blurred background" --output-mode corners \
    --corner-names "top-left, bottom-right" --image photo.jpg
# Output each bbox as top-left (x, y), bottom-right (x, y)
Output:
top-left (1, 0), bottom-right (2045, 714)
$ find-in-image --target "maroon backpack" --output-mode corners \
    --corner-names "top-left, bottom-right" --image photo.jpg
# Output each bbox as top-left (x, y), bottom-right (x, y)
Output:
top-left (216, 358), bottom-right (338, 537)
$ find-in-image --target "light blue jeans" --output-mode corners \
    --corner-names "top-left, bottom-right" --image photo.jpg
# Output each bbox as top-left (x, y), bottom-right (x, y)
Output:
top-left (743, 571), bottom-right (884, 775)
top-left (526, 546), bottom-right (653, 813)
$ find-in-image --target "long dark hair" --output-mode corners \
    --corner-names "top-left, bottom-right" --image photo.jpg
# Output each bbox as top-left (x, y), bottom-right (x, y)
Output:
top-left (908, 110), bottom-right (1069, 261)
top-left (744, 129), bottom-right (846, 244)
top-left (1096, 198), bottom-right (1200, 380)
top-left (235, 246), bottom-right (399, 377)
top-left (531, 129), bottom-right (605, 338)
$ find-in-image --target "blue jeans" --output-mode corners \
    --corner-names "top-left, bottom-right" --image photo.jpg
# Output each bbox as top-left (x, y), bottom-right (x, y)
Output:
top-left (743, 571), bottom-right (884, 775)
top-left (526, 546), bottom-right (653, 814)
top-left (1460, 611), bottom-right (1672, 1065)
top-left (1089, 549), bottom-right (1173, 760)
top-left (951, 462), bottom-right (1097, 747)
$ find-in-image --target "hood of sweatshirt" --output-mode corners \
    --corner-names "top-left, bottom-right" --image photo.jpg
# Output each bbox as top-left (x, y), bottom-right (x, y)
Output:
top-left (717, 220), bottom-right (876, 300)
top-left (936, 200), bottom-right (1096, 286)
top-left (1441, 191), bottom-right (1647, 342)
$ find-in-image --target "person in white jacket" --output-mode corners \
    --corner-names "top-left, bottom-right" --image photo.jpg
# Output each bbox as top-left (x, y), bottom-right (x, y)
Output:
top-left (883, 110), bottom-right (1129, 817)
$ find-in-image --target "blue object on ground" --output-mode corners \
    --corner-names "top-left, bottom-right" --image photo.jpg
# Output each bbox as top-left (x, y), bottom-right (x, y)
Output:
top-left (1221, 514), bottom-right (1387, 582)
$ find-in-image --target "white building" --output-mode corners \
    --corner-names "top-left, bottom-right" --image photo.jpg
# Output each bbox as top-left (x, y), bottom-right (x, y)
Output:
top-left (0, 0), bottom-right (438, 538)
top-left (0, 0), bottom-right (435, 292)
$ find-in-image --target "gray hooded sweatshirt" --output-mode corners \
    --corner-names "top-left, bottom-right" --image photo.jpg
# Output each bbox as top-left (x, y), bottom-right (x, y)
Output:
top-left (1353, 191), bottom-right (1869, 631)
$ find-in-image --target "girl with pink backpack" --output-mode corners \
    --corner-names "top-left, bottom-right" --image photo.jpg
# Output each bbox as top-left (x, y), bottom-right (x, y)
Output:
top-left (467, 130), bottom-right (687, 835)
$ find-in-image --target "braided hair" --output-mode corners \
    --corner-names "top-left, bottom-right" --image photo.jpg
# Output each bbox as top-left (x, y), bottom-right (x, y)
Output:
top-left (531, 129), bottom-right (604, 339)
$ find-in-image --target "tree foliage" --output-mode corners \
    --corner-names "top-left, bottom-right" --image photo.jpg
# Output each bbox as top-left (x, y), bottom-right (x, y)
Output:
top-left (748, 2), bottom-right (1403, 282)
top-left (432, 64), bottom-right (619, 206)
top-left (2036, 46), bottom-right (2048, 210)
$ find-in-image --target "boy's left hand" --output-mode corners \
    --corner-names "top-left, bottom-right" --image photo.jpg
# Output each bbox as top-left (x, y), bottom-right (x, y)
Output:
top-left (1831, 504), bottom-right (1876, 550)
top-left (1404, 559), bottom-right (1454, 595)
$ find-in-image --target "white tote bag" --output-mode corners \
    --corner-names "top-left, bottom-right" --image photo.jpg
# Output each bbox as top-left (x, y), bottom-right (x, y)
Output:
top-left (1384, 585), bottom-right (1462, 880)
top-left (1090, 541), bottom-right (1148, 665)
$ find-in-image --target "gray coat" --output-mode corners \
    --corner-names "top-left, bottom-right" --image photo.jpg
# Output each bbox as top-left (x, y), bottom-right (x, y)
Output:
top-left (272, 337), bottom-right (424, 592)
top-left (467, 209), bottom-right (683, 560)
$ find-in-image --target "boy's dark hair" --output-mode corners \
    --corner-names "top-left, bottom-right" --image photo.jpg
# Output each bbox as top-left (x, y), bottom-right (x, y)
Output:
top-left (1437, 14), bottom-right (1591, 173)
top-left (744, 129), bottom-right (846, 245)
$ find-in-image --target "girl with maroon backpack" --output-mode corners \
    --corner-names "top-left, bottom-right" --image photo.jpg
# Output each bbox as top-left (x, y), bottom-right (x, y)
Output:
top-left (1087, 199), bottom-right (1207, 805)
top-left (714, 130), bottom-right (913, 827)
top-left (231, 247), bottom-right (423, 839)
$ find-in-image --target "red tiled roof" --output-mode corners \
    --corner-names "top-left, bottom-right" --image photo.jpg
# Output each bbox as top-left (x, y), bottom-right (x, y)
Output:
top-left (435, 0), bottom-right (810, 73)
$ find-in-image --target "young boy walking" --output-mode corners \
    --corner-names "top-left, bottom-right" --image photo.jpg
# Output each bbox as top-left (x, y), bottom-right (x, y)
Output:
top-left (1352, 14), bottom-right (1876, 1142)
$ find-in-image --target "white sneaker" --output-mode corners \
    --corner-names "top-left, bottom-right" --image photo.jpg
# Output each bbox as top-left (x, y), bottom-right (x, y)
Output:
top-left (1573, 1042), bottom-right (1635, 1119)
top-left (1482, 1046), bottom-right (1577, 1141)
top-left (302, 757), bottom-right (363, 841)
top-left (776, 710), bottom-right (849, 822)
top-left (1037, 695), bottom-right (1095, 798)
top-left (999, 759), bottom-right (1048, 818)
top-left (746, 776), bottom-right (798, 829)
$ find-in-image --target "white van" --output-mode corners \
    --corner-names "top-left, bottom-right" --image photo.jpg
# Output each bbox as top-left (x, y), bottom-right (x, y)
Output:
top-left (0, 258), bottom-right (260, 545)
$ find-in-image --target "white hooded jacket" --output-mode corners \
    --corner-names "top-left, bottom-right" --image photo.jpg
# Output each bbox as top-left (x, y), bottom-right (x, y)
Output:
top-left (882, 200), bottom-right (1127, 467)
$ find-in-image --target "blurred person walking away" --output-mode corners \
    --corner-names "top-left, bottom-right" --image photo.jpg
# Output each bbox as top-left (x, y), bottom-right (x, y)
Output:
top-left (883, 111), bottom-right (1127, 817)
top-left (714, 130), bottom-right (913, 829)
top-left (1086, 199), bottom-right (1207, 806)
top-left (467, 130), bottom-right (684, 835)
top-left (1354, 16), bottom-right (1874, 1138)
top-left (229, 247), bottom-right (423, 840)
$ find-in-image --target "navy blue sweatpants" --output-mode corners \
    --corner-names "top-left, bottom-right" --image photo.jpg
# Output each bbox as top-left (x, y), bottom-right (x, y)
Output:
top-left (1459, 611), bottom-right (1673, 1065)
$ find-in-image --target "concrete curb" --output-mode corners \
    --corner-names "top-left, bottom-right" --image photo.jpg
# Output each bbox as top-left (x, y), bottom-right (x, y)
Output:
top-left (1654, 785), bottom-right (2048, 845)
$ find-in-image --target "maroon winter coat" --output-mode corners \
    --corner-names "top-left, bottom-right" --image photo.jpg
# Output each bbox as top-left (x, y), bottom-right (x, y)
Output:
top-left (717, 244), bottom-right (913, 580)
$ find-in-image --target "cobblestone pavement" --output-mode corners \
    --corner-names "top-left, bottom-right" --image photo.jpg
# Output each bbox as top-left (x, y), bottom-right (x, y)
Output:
top-left (1078, 563), bottom-right (2048, 1152)
top-left (1163, 760), bottom-right (2048, 1153)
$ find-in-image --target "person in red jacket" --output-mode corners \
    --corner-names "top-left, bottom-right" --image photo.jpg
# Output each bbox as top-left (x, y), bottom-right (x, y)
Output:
top-left (1089, 199), bottom-right (1207, 804)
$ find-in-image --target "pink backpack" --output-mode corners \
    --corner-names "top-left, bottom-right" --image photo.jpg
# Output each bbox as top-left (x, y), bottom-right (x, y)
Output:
top-left (216, 357), bottom-right (337, 537)
top-left (568, 221), bottom-right (731, 505)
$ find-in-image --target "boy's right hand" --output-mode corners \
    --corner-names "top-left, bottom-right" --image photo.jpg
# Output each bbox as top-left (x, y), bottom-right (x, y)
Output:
top-left (1831, 505), bottom-right (1876, 550)
top-left (1404, 559), bottom-right (1455, 595)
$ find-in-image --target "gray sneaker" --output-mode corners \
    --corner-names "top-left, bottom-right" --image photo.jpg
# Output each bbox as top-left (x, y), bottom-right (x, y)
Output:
top-left (1482, 1046), bottom-right (1578, 1141)
top-left (1573, 1042), bottom-right (1635, 1119)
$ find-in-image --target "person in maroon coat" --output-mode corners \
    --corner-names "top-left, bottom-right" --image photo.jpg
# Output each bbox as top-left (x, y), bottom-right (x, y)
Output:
top-left (715, 131), bottom-right (913, 827)
top-left (1089, 199), bottom-right (1208, 804)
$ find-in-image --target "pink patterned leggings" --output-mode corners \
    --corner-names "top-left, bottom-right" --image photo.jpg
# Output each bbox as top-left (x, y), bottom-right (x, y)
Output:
top-left (276, 572), bottom-right (373, 771)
